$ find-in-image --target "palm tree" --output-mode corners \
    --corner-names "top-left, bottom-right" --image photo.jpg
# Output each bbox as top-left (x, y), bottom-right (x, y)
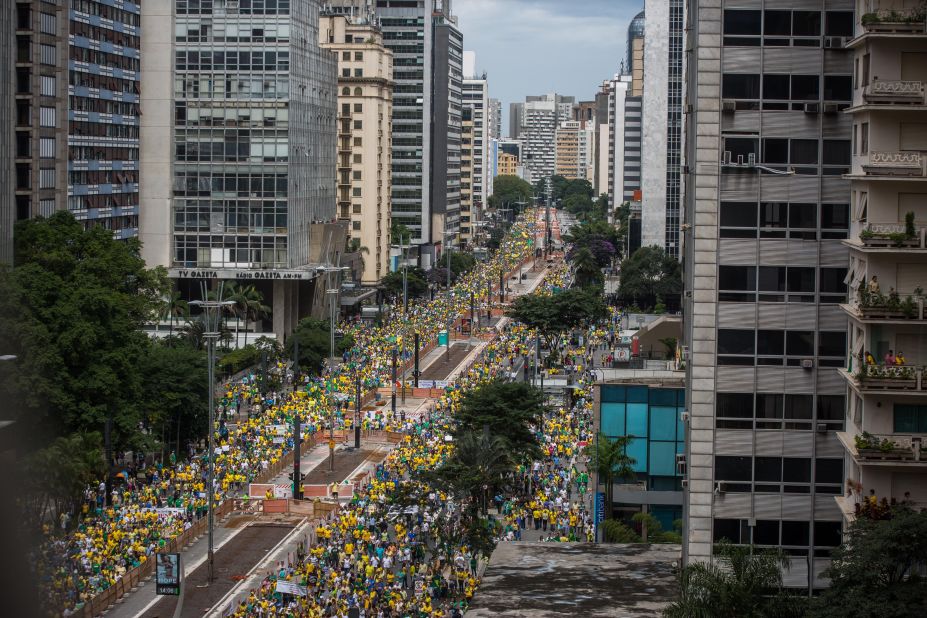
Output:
top-left (587, 432), bottom-right (636, 520)
top-left (572, 246), bottom-right (604, 287)
top-left (218, 282), bottom-right (249, 347)
top-left (241, 285), bottom-right (270, 346)
top-left (163, 289), bottom-right (189, 344)
top-left (664, 542), bottom-right (803, 618)
top-left (180, 316), bottom-right (206, 350)
top-left (431, 427), bottom-right (515, 516)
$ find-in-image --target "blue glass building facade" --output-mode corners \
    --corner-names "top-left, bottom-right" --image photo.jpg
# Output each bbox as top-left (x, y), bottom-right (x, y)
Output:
top-left (599, 383), bottom-right (685, 530)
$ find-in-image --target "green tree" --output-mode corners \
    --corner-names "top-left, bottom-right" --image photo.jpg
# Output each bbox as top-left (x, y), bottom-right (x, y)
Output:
top-left (488, 175), bottom-right (534, 212)
top-left (0, 211), bottom-right (167, 450)
top-left (448, 251), bottom-right (477, 280)
top-left (453, 381), bottom-right (546, 462)
top-left (571, 246), bottom-right (604, 288)
top-left (618, 246), bottom-right (682, 311)
top-left (665, 542), bottom-right (806, 618)
top-left (241, 284), bottom-right (271, 345)
top-left (565, 218), bottom-right (621, 251)
top-left (291, 317), bottom-right (355, 375)
top-left (587, 432), bottom-right (636, 519)
top-left (431, 427), bottom-right (515, 517)
top-left (563, 193), bottom-right (595, 218)
top-left (390, 222), bottom-right (413, 246)
top-left (507, 287), bottom-right (609, 352)
top-left (162, 288), bottom-right (189, 343)
top-left (139, 341), bottom-right (209, 460)
top-left (21, 432), bottom-right (107, 523)
top-left (380, 267), bottom-right (428, 299)
top-left (810, 506), bottom-right (927, 618)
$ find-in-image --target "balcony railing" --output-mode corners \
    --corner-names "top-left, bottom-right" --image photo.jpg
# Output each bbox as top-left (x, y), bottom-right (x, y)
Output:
top-left (864, 80), bottom-right (926, 105)
top-left (858, 222), bottom-right (927, 248)
top-left (860, 9), bottom-right (927, 34)
top-left (852, 364), bottom-right (925, 391)
top-left (862, 151), bottom-right (927, 177)
top-left (852, 431), bottom-right (927, 462)
top-left (849, 288), bottom-right (927, 319)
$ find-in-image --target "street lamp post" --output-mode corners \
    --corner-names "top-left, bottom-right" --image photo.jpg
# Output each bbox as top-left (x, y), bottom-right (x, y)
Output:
top-left (189, 282), bottom-right (234, 585)
top-left (319, 264), bottom-right (346, 472)
top-left (445, 228), bottom-right (452, 363)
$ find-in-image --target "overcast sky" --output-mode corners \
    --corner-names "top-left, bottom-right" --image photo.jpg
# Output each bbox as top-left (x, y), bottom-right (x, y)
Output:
top-left (454, 0), bottom-right (643, 136)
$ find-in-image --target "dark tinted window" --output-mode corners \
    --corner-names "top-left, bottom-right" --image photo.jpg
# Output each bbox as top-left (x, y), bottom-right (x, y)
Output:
top-left (754, 520), bottom-right (780, 545)
top-left (763, 74), bottom-right (790, 99)
top-left (822, 203), bottom-right (849, 229)
top-left (719, 266), bottom-right (756, 290)
top-left (764, 11), bottom-right (791, 35)
top-left (817, 395), bottom-right (845, 421)
top-left (791, 139), bottom-right (819, 164)
top-left (782, 520), bottom-right (810, 546)
top-left (723, 74), bottom-right (761, 99)
top-left (786, 331), bottom-right (814, 356)
top-left (823, 140), bottom-right (851, 165)
top-left (719, 329), bottom-right (755, 355)
top-left (785, 395), bottom-right (813, 419)
top-left (764, 138), bottom-right (789, 163)
top-left (759, 266), bottom-right (786, 291)
top-left (825, 11), bottom-right (854, 36)
top-left (716, 456), bottom-right (752, 481)
top-left (755, 457), bottom-right (782, 482)
top-left (787, 267), bottom-right (816, 293)
top-left (824, 76), bottom-right (852, 101)
top-left (792, 75), bottom-right (820, 100)
top-left (814, 521), bottom-right (842, 547)
top-left (724, 10), bottom-right (761, 34)
top-left (713, 518), bottom-right (744, 543)
top-left (756, 393), bottom-right (783, 419)
top-left (717, 393), bottom-right (754, 418)
top-left (818, 331), bottom-right (846, 357)
top-left (757, 330), bottom-right (785, 355)
top-left (820, 268), bottom-right (848, 294)
top-left (793, 11), bottom-right (821, 36)
top-left (720, 202), bottom-right (757, 227)
top-left (726, 138), bottom-right (759, 160)
top-left (783, 458), bottom-right (811, 483)
top-left (789, 203), bottom-right (817, 228)
top-left (760, 202), bottom-right (787, 228)
top-left (816, 458), bottom-right (843, 484)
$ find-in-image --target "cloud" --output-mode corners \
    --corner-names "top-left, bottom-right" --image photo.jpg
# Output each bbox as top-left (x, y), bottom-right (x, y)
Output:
top-left (453, 0), bottom-right (643, 132)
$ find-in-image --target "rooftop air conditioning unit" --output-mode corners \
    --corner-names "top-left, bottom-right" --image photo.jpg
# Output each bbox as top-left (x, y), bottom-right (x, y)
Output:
top-left (721, 99), bottom-right (736, 113)
top-left (801, 359), bottom-right (814, 369)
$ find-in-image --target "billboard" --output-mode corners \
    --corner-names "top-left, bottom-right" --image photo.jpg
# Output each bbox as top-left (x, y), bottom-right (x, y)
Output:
top-left (156, 553), bottom-right (181, 595)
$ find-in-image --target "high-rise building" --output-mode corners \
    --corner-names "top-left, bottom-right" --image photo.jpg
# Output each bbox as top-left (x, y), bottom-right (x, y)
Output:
top-left (682, 0), bottom-right (855, 591)
top-left (520, 93), bottom-right (575, 184)
top-left (839, 1), bottom-right (927, 526)
top-left (1, 1), bottom-right (14, 263)
top-left (641, 0), bottom-right (684, 258)
top-left (595, 80), bottom-right (611, 197)
top-left (13, 1), bottom-right (70, 230)
top-left (509, 102), bottom-right (524, 139)
top-left (555, 120), bottom-right (594, 182)
top-left (460, 106), bottom-right (474, 246)
top-left (67, 0), bottom-right (142, 239)
top-left (627, 9), bottom-right (645, 96)
top-left (488, 97), bottom-right (502, 140)
top-left (498, 152), bottom-right (520, 177)
top-left (319, 12), bottom-right (394, 285)
top-left (328, 0), bottom-right (461, 260)
top-left (141, 0), bottom-right (339, 338)
top-left (462, 51), bottom-right (489, 229)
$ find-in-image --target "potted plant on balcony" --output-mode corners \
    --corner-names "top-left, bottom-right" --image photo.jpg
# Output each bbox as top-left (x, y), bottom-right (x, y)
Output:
top-left (861, 5), bottom-right (927, 33)
top-left (858, 364), bottom-right (917, 388)
top-left (854, 431), bottom-right (913, 460)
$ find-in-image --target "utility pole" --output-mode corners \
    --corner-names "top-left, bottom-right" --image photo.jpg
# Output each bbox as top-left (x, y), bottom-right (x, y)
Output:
top-left (391, 346), bottom-right (397, 416)
top-left (293, 413), bottom-right (302, 500)
top-left (446, 229), bottom-right (452, 363)
top-left (413, 332), bottom-right (420, 388)
top-left (190, 282), bottom-right (233, 585)
top-left (354, 371), bottom-right (361, 449)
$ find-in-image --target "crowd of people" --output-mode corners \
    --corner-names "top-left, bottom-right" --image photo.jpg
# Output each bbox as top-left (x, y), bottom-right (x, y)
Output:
top-left (38, 214), bottom-right (540, 617)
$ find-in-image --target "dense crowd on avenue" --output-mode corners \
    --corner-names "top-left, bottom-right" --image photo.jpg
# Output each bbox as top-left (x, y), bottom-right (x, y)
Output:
top-left (37, 215), bottom-right (541, 617)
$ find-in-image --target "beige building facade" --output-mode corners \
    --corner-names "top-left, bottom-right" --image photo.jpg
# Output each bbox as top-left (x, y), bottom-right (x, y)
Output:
top-left (459, 107), bottom-right (474, 246)
top-left (320, 14), bottom-right (393, 285)
top-left (498, 152), bottom-right (520, 177)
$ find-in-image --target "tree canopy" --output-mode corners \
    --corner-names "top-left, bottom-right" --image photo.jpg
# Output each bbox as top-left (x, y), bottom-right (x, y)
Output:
top-left (0, 211), bottom-right (168, 450)
top-left (617, 245), bottom-right (682, 311)
top-left (506, 286), bottom-right (609, 349)
top-left (291, 317), bottom-right (355, 376)
top-left (488, 175), bottom-right (533, 212)
top-left (452, 380), bottom-right (546, 462)
top-left (380, 267), bottom-right (429, 299)
top-left (811, 506), bottom-right (927, 618)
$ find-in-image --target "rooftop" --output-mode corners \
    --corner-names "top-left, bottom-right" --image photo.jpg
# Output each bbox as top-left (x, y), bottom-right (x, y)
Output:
top-left (467, 542), bottom-right (680, 617)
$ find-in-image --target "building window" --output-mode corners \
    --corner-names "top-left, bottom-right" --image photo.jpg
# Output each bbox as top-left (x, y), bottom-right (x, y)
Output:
top-left (354, 52), bottom-right (363, 61)
top-left (354, 103), bottom-right (363, 113)
top-left (40, 12), bottom-right (56, 35)
top-left (40, 44), bottom-right (56, 65)
top-left (39, 168), bottom-right (55, 189)
top-left (352, 187), bottom-right (361, 197)
top-left (40, 75), bottom-right (56, 97)
top-left (342, 52), bottom-right (351, 61)
top-left (39, 199), bottom-right (55, 216)
top-left (39, 138), bottom-right (55, 158)
top-left (354, 68), bottom-right (363, 77)
top-left (352, 203), bottom-right (361, 214)
top-left (40, 106), bottom-right (55, 127)
top-left (353, 137), bottom-right (362, 146)
top-left (352, 220), bottom-right (361, 231)
top-left (894, 405), bottom-right (927, 433)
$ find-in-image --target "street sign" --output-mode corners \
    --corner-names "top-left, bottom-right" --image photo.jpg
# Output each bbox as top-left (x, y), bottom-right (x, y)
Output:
top-left (155, 553), bottom-right (181, 595)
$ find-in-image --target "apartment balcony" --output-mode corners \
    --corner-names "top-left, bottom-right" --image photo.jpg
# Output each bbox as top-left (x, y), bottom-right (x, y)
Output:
top-left (845, 222), bottom-right (927, 252)
top-left (863, 80), bottom-right (926, 105)
top-left (841, 292), bottom-right (927, 322)
top-left (837, 431), bottom-right (927, 466)
top-left (859, 151), bottom-right (927, 178)
top-left (840, 364), bottom-right (927, 395)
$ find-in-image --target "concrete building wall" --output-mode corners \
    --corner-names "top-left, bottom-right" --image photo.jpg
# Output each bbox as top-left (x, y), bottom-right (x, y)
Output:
top-left (320, 14), bottom-right (394, 285)
top-left (642, 0), bottom-right (669, 253)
